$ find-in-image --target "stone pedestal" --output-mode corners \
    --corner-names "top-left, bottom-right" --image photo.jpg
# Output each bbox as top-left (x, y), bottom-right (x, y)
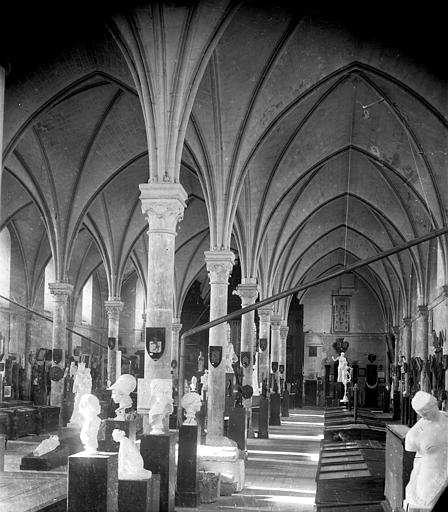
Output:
top-left (227, 407), bottom-right (247, 452)
top-left (269, 393), bottom-right (281, 426)
top-left (175, 424), bottom-right (200, 507)
top-left (258, 396), bottom-right (269, 438)
top-left (118, 475), bottom-right (160, 512)
top-left (58, 425), bottom-right (83, 455)
top-left (281, 389), bottom-right (290, 417)
top-left (68, 451), bottom-right (118, 512)
top-left (384, 424), bottom-right (415, 512)
top-left (140, 432), bottom-right (176, 512)
top-left (98, 419), bottom-right (136, 452)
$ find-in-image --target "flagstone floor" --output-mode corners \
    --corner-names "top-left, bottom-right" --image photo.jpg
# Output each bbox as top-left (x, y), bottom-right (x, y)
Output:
top-left (0, 408), bottom-right (324, 512)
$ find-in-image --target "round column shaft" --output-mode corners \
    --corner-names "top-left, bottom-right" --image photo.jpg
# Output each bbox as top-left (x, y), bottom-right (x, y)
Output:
top-left (105, 299), bottom-right (124, 386)
top-left (416, 305), bottom-right (429, 392)
top-left (258, 305), bottom-right (273, 388)
top-left (402, 318), bottom-right (412, 396)
top-left (140, 182), bottom-right (187, 383)
top-left (48, 282), bottom-right (73, 408)
top-left (279, 321), bottom-right (289, 392)
top-left (270, 314), bottom-right (282, 392)
top-left (205, 250), bottom-right (235, 437)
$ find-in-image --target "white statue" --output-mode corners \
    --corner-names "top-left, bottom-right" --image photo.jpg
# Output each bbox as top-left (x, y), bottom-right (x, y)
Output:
top-left (111, 429), bottom-right (152, 480)
top-left (181, 392), bottom-right (202, 425)
top-left (224, 324), bottom-right (238, 372)
top-left (69, 362), bottom-right (92, 427)
top-left (404, 391), bottom-right (448, 511)
top-left (33, 435), bottom-right (60, 457)
top-left (148, 379), bottom-right (173, 435)
top-left (79, 393), bottom-right (101, 453)
top-left (200, 370), bottom-right (209, 400)
top-left (190, 376), bottom-right (198, 392)
top-left (332, 352), bottom-right (348, 383)
top-left (108, 373), bottom-right (136, 420)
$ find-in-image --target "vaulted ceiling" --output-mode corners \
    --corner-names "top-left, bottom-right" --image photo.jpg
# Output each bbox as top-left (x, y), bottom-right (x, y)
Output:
top-left (1, 2), bottom-right (447, 325)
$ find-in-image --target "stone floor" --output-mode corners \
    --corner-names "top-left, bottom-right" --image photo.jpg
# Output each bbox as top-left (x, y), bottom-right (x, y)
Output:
top-left (0, 408), bottom-right (324, 512)
top-left (177, 408), bottom-right (325, 512)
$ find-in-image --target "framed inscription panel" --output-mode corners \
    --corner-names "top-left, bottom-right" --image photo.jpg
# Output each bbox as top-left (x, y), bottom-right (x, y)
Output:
top-left (332, 295), bottom-right (350, 333)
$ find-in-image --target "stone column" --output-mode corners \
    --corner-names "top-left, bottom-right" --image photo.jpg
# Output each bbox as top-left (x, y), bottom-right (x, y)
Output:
top-left (204, 250), bottom-right (235, 437)
top-left (234, 279), bottom-right (259, 387)
top-left (172, 318), bottom-right (182, 402)
top-left (402, 318), bottom-right (412, 396)
top-left (279, 321), bottom-right (289, 392)
top-left (258, 305), bottom-right (273, 386)
top-left (140, 183), bottom-right (187, 383)
top-left (0, 65), bottom-right (4, 202)
top-left (416, 305), bottom-right (429, 392)
top-left (105, 299), bottom-right (124, 386)
top-left (392, 326), bottom-right (400, 392)
top-left (270, 314), bottom-right (282, 392)
top-left (48, 282), bottom-right (73, 408)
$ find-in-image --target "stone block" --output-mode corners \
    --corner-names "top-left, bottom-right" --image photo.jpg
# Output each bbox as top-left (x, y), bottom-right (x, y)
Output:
top-left (258, 396), bottom-right (269, 438)
top-left (175, 424), bottom-right (200, 507)
top-left (68, 451), bottom-right (118, 512)
top-left (227, 407), bottom-right (247, 451)
top-left (140, 432), bottom-right (176, 512)
top-left (269, 393), bottom-right (281, 426)
top-left (118, 474), bottom-right (160, 512)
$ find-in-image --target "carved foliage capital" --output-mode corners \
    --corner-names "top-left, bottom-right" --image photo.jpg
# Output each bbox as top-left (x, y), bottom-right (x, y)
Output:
top-left (280, 325), bottom-right (289, 340)
top-left (205, 250), bottom-right (235, 285)
top-left (234, 282), bottom-right (259, 306)
top-left (105, 300), bottom-right (124, 318)
top-left (418, 305), bottom-right (429, 319)
top-left (140, 183), bottom-right (187, 234)
top-left (48, 282), bottom-right (73, 300)
top-left (270, 313), bottom-right (282, 330)
top-left (258, 305), bottom-right (273, 322)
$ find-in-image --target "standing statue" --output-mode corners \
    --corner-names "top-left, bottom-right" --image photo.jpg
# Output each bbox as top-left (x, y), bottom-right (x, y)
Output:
top-left (404, 391), bottom-right (448, 511)
top-left (69, 362), bottom-right (92, 427)
top-left (108, 374), bottom-right (136, 420)
top-left (332, 352), bottom-right (349, 402)
top-left (79, 393), bottom-right (101, 453)
top-left (111, 429), bottom-right (152, 480)
top-left (148, 379), bottom-right (174, 435)
top-left (224, 323), bottom-right (238, 372)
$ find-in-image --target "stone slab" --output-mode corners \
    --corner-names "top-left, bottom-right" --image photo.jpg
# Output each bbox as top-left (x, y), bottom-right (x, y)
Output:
top-left (175, 424), bottom-right (200, 508)
top-left (118, 475), bottom-right (160, 512)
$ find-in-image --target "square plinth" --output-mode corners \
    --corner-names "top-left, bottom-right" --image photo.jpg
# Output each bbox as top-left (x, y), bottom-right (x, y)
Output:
top-left (68, 451), bottom-right (118, 512)
top-left (176, 425), bottom-right (200, 507)
top-left (118, 474), bottom-right (160, 512)
top-left (140, 433), bottom-right (176, 512)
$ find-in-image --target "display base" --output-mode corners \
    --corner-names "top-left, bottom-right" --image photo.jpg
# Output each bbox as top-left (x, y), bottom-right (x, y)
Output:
top-left (118, 475), bottom-right (160, 512)
top-left (68, 451), bottom-right (118, 512)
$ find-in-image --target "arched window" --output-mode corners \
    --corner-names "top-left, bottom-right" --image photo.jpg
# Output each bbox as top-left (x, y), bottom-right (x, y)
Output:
top-left (0, 227), bottom-right (11, 299)
top-left (82, 275), bottom-right (93, 325)
top-left (44, 259), bottom-right (55, 311)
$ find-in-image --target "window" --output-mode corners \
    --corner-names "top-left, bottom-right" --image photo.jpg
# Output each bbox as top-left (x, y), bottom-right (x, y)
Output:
top-left (0, 227), bottom-right (11, 299)
top-left (82, 275), bottom-right (93, 324)
top-left (309, 346), bottom-right (317, 357)
top-left (44, 259), bottom-right (55, 311)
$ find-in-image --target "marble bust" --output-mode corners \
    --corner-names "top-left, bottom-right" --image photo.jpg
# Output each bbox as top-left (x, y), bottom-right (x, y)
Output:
top-left (79, 393), bottom-right (101, 453)
top-left (108, 373), bottom-right (136, 420)
top-left (404, 390), bottom-right (448, 511)
top-left (112, 429), bottom-right (152, 480)
top-left (148, 379), bottom-right (173, 434)
top-left (181, 391), bottom-right (202, 425)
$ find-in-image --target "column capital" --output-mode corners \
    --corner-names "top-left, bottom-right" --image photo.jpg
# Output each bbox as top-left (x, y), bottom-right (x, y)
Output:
top-left (417, 305), bottom-right (429, 318)
top-left (48, 282), bottom-right (73, 298)
top-left (270, 313), bottom-right (282, 329)
top-left (392, 325), bottom-right (400, 336)
top-left (105, 299), bottom-right (124, 318)
top-left (442, 285), bottom-right (448, 298)
top-left (258, 304), bottom-right (274, 322)
top-left (234, 279), bottom-right (259, 306)
top-left (204, 250), bottom-right (235, 285)
top-left (139, 182), bottom-right (187, 235)
top-left (280, 322), bottom-right (289, 341)
top-left (403, 317), bottom-right (412, 327)
top-left (172, 319), bottom-right (182, 333)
